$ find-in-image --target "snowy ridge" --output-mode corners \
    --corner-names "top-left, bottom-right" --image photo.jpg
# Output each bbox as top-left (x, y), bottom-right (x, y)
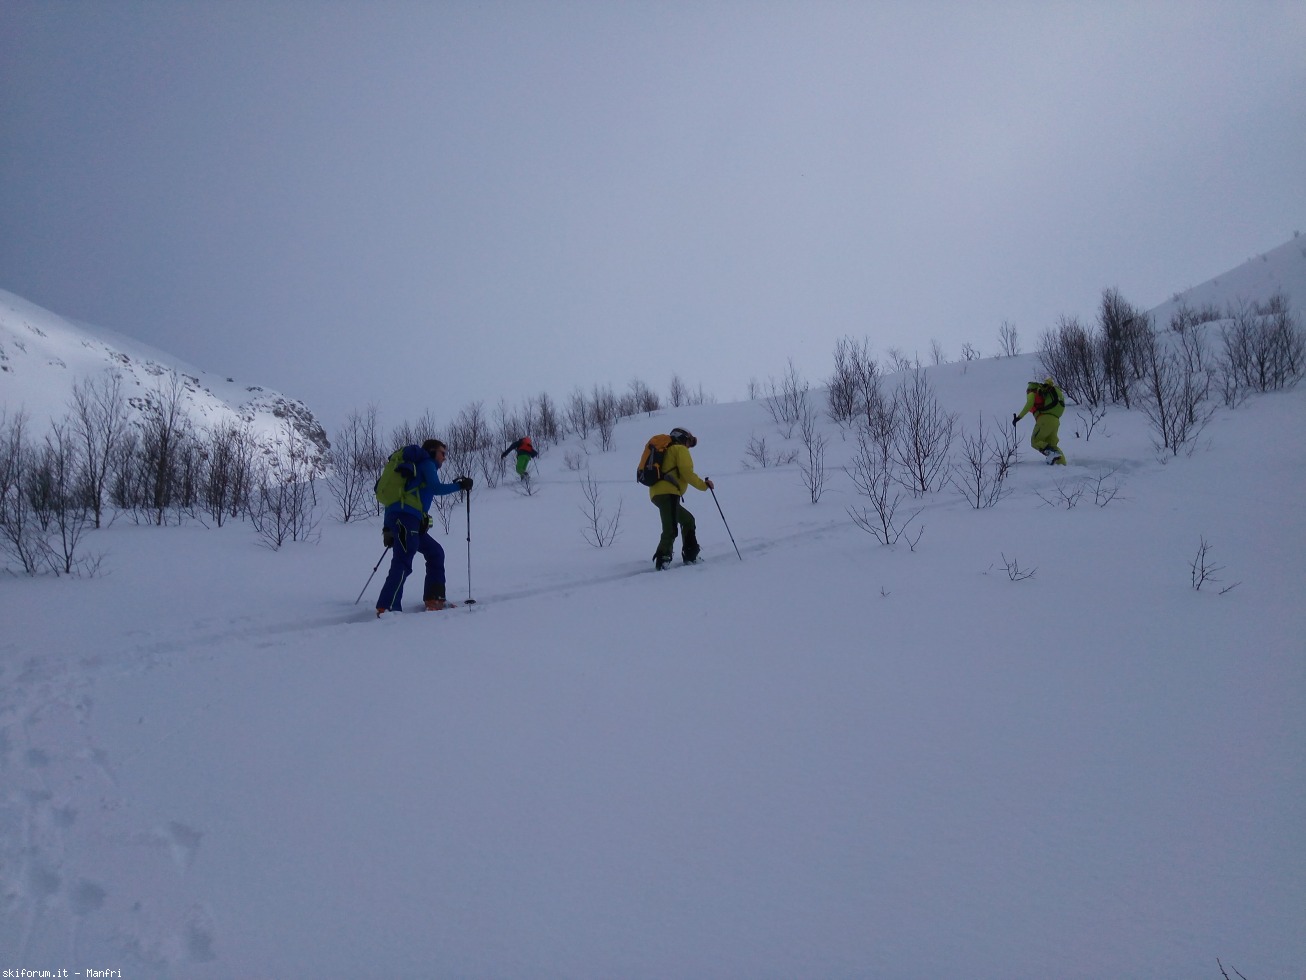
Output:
top-left (0, 289), bottom-right (328, 468)
top-left (1148, 233), bottom-right (1306, 325)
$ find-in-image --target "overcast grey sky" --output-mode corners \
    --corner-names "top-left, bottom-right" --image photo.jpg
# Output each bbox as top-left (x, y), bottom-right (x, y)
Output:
top-left (3, 1), bottom-right (1303, 434)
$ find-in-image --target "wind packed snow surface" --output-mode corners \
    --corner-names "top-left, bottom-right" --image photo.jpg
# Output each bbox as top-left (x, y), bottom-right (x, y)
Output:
top-left (2, 354), bottom-right (1303, 978)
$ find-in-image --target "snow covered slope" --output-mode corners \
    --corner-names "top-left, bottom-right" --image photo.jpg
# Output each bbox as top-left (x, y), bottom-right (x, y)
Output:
top-left (0, 289), bottom-right (327, 467)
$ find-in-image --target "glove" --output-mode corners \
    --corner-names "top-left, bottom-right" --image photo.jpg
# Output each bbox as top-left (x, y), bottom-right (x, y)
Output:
top-left (456, 476), bottom-right (474, 492)
top-left (382, 528), bottom-right (394, 548)
top-left (421, 515), bottom-right (432, 532)
top-left (1012, 413), bottom-right (1019, 427)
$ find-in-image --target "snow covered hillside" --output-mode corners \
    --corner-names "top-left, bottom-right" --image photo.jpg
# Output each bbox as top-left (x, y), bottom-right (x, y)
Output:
top-left (0, 289), bottom-right (328, 469)
top-left (1, 241), bottom-right (1304, 977)
top-left (1148, 233), bottom-right (1306, 327)
top-left (3, 358), bottom-right (1304, 976)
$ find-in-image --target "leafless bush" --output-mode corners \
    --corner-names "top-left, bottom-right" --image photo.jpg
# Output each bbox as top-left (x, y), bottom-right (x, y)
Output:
top-left (1036, 478), bottom-right (1085, 509)
top-left (950, 415), bottom-right (1012, 509)
top-left (589, 384), bottom-right (619, 451)
top-left (624, 378), bottom-right (660, 416)
top-left (247, 424), bottom-right (320, 549)
top-left (1099, 287), bottom-right (1153, 407)
top-left (960, 342), bottom-right (980, 362)
top-left (998, 320), bottom-right (1021, 357)
top-left (67, 371), bottom-right (129, 528)
top-left (798, 401), bottom-right (827, 504)
top-left (1138, 332), bottom-right (1216, 457)
top-left (1190, 536), bottom-right (1239, 593)
top-left (1000, 553), bottom-right (1036, 581)
top-left (846, 420), bottom-right (921, 545)
top-left (40, 420), bottom-right (97, 575)
top-left (326, 405), bottom-right (383, 523)
top-left (1074, 402), bottom-right (1107, 441)
top-left (1218, 294), bottom-right (1305, 402)
top-left (204, 421), bottom-right (259, 526)
top-left (446, 401), bottom-right (495, 488)
top-left (0, 411), bottom-right (51, 574)
top-left (886, 347), bottom-right (918, 373)
top-left (563, 450), bottom-right (585, 471)
top-left (1040, 315), bottom-right (1107, 409)
top-left (930, 338), bottom-right (947, 365)
top-left (535, 391), bottom-right (563, 445)
top-left (1087, 466), bottom-right (1124, 507)
top-left (566, 387), bottom-right (591, 440)
top-left (764, 358), bottom-right (809, 437)
top-left (431, 490), bottom-right (457, 534)
top-left (891, 369), bottom-right (956, 496)
top-left (668, 374), bottom-right (688, 408)
top-left (743, 433), bottom-right (797, 469)
top-left (579, 470), bottom-right (622, 547)
top-left (827, 336), bottom-right (884, 432)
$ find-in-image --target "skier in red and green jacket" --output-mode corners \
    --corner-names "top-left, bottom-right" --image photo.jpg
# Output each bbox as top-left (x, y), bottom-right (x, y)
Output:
top-left (1014, 377), bottom-right (1067, 465)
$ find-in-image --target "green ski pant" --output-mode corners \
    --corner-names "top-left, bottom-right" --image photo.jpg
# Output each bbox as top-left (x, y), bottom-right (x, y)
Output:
top-left (1031, 414), bottom-right (1064, 459)
top-left (652, 493), bottom-right (699, 560)
top-left (515, 454), bottom-right (531, 477)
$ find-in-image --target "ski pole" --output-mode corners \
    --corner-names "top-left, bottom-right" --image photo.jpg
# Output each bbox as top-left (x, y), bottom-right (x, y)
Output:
top-left (464, 488), bottom-right (477, 605)
top-left (355, 547), bottom-right (390, 604)
top-left (709, 485), bottom-right (743, 561)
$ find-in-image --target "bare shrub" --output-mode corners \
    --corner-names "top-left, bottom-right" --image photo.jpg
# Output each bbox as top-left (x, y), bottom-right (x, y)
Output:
top-left (326, 405), bottom-right (383, 523)
top-left (1039, 315), bottom-right (1107, 409)
top-left (579, 470), bottom-right (622, 547)
top-left (566, 387), bottom-right (591, 440)
top-left (891, 369), bottom-right (956, 496)
top-left (430, 490), bottom-right (457, 534)
top-left (764, 358), bottom-right (808, 438)
top-left (1036, 479), bottom-right (1085, 510)
top-left (535, 391), bottom-right (563, 445)
top-left (67, 371), bottom-right (129, 528)
top-left (0, 410), bottom-right (51, 574)
top-left (1000, 553), bottom-right (1036, 581)
top-left (1190, 536), bottom-right (1239, 593)
top-left (40, 420), bottom-right (97, 575)
top-left (247, 423), bottom-right (321, 549)
top-left (1074, 402), bottom-right (1107, 441)
top-left (1098, 287), bottom-right (1153, 407)
top-left (950, 415), bottom-right (1012, 509)
top-left (1087, 466), bottom-right (1124, 507)
top-left (886, 347), bottom-right (917, 373)
top-left (1218, 294), bottom-right (1305, 402)
top-left (846, 417), bottom-right (921, 545)
top-left (1138, 332), bottom-right (1216, 457)
top-left (797, 401), bottom-right (827, 504)
top-left (827, 336), bottom-right (884, 432)
top-left (998, 320), bottom-right (1020, 357)
top-left (198, 420), bottom-right (258, 527)
top-left (589, 384), bottom-right (619, 451)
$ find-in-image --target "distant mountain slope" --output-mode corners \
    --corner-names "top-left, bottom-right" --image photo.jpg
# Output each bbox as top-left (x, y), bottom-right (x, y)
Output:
top-left (0, 289), bottom-right (328, 467)
top-left (1148, 234), bottom-right (1306, 325)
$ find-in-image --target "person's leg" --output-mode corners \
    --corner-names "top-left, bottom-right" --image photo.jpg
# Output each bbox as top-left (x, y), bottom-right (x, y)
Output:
top-left (652, 494), bottom-right (680, 566)
top-left (418, 533), bottom-right (448, 606)
top-left (376, 523), bottom-right (417, 612)
top-left (678, 502), bottom-right (700, 561)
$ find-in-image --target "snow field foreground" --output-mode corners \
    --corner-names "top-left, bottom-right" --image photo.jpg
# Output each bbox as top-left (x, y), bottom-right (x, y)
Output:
top-left (2, 355), bottom-right (1303, 977)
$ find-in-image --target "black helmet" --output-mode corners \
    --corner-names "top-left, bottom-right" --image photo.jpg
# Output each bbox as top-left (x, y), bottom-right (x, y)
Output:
top-left (669, 427), bottom-right (697, 447)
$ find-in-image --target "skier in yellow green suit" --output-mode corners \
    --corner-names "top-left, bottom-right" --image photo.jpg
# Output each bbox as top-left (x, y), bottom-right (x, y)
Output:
top-left (1014, 378), bottom-right (1067, 465)
top-left (649, 427), bottom-right (714, 570)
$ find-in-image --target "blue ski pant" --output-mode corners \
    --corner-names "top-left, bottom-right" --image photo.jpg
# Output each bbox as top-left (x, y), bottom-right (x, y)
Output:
top-left (376, 520), bottom-right (446, 612)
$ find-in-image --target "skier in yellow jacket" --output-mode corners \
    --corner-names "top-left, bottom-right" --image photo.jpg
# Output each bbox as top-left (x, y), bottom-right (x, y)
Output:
top-left (1014, 377), bottom-right (1067, 465)
top-left (649, 427), bottom-right (714, 570)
